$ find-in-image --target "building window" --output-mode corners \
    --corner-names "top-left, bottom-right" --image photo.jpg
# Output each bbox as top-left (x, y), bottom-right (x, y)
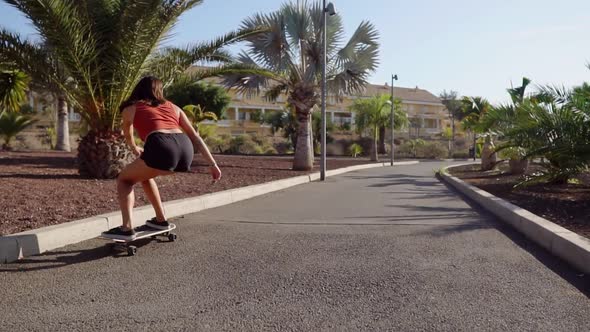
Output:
top-left (424, 119), bottom-right (438, 129)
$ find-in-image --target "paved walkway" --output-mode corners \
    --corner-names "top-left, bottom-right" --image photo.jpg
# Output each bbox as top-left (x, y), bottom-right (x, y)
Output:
top-left (1, 161), bottom-right (589, 331)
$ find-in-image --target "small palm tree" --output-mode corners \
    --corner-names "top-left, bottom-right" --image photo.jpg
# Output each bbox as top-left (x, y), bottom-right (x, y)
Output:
top-left (351, 95), bottom-right (407, 161)
top-left (479, 78), bottom-right (532, 174)
top-left (504, 85), bottom-right (590, 184)
top-left (0, 0), bottom-right (258, 178)
top-left (0, 111), bottom-right (36, 150)
top-left (221, 1), bottom-right (379, 170)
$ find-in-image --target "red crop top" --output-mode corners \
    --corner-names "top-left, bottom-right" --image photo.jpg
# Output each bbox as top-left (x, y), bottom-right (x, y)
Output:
top-left (132, 101), bottom-right (180, 141)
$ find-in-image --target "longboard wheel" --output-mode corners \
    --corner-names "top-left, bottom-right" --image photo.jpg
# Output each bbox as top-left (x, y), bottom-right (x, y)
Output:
top-left (127, 245), bottom-right (137, 256)
top-left (168, 233), bottom-right (177, 242)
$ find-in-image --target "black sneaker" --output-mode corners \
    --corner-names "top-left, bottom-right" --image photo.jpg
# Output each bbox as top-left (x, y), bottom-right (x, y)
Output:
top-left (103, 226), bottom-right (136, 240)
top-left (146, 217), bottom-right (171, 230)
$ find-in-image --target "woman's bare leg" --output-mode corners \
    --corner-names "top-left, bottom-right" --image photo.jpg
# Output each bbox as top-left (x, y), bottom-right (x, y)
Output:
top-left (117, 159), bottom-right (172, 230)
top-left (141, 178), bottom-right (167, 222)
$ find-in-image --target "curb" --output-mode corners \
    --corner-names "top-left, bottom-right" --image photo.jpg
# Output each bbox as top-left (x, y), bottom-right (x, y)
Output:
top-left (1, 160), bottom-right (419, 263)
top-left (440, 163), bottom-right (590, 275)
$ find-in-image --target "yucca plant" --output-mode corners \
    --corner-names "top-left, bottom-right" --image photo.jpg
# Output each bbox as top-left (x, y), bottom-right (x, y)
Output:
top-left (350, 94), bottom-right (407, 161)
top-left (0, 111), bottom-right (36, 150)
top-left (221, 1), bottom-right (379, 170)
top-left (0, 0), bottom-right (259, 178)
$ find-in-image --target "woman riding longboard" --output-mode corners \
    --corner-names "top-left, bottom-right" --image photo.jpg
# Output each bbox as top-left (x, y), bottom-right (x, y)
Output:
top-left (103, 76), bottom-right (221, 240)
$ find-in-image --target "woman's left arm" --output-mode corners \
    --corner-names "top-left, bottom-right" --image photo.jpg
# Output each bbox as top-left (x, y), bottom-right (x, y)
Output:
top-left (121, 106), bottom-right (143, 156)
top-left (177, 105), bottom-right (221, 181)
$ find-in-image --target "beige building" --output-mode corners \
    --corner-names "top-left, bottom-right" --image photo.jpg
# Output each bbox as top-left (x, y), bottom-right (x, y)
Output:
top-left (215, 81), bottom-right (449, 139)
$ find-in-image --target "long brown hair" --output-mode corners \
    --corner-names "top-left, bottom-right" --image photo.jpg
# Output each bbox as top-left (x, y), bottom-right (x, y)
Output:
top-left (120, 76), bottom-right (166, 111)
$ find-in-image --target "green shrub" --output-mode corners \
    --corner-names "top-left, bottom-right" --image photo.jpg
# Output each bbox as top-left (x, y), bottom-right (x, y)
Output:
top-left (19, 104), bottom-right (35, 115)
top-left (417, 141), bottom-right (447, 159)
top-left (198, 124), bottom-right (217, 140)
top-left (452, 150), bottom-right (470, 159)
top-left (397, 139), bottom-right (426, 158)
top-left (228, 135), bottom-right (264, 154)
top-left (44, 126), bottom-right (56, 149)
top-left (274, 141), bottom-right (293, 154)
top-left (205, 134), bottom-right (231, 154)
top-left (349, 143), bottom-right (363, 157)
top-left (264, 146), bottom-right (278, 155)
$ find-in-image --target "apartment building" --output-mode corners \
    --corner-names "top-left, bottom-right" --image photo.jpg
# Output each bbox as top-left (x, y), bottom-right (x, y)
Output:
top-left (215, 81), bottom-right (449, 139)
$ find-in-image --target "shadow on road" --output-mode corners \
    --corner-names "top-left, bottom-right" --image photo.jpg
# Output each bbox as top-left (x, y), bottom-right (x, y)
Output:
top-left (435, 176), bottom-right (590, 297)
top-left (0, 238), bottom-right (162, 273)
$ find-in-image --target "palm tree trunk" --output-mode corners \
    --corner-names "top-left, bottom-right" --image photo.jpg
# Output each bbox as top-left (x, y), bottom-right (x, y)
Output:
top-left (378, 126), bottom-right (386, 154)
top-left (55, 96), bottom-right (70, 152)
top-left (293, 110), bottom-right (313, 171)
top-left (371, 126), bottom-right (379, 162)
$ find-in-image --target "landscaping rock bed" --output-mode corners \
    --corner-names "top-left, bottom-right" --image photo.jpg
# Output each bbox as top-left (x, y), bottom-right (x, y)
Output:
top-left (448, 163), bottom-right (590, 239)
top-left (0, 151), bottom-right (376, 235)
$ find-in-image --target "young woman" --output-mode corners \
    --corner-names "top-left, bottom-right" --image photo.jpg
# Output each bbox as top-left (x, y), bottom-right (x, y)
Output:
top-left (104, 76), bottom-right (221, 240)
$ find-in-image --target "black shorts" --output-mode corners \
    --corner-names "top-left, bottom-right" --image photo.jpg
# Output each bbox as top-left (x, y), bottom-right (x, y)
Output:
top-left (141, 133), bottom-right (194, 172)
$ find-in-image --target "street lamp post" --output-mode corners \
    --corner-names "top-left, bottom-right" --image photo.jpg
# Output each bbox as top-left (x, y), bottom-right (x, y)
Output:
top-left (320, 1), bottom-right (336, 181)
top-left (390, 74), bottom-right (398, 166)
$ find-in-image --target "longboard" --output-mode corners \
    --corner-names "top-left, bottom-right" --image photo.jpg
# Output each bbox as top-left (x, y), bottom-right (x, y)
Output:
top-left (101, 223), bottom-right (177, 256)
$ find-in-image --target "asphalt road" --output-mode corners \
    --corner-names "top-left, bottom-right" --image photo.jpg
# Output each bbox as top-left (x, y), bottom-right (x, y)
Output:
top-left (1, 161), bottom-right (589, 331)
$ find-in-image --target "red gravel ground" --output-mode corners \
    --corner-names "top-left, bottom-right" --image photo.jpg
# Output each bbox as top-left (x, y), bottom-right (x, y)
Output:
top-left (0, 151), bottom-right (378, 235)
top-left (449, 163), bottom-right (590, 239)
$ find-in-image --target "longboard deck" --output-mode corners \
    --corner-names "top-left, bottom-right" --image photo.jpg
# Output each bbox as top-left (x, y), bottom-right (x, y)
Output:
top-left (101, 223), bottom-right (177, 243)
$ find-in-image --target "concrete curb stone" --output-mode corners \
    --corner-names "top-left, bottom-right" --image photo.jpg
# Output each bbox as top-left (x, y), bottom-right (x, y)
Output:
top-left (1, 160), bottom-right (419, 263)
top-left (440, 163), bottom-right (590, 274)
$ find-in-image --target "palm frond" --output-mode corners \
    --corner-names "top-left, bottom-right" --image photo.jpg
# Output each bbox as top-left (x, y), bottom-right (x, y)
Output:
top-left (0, 70), bottom-right (29, 114)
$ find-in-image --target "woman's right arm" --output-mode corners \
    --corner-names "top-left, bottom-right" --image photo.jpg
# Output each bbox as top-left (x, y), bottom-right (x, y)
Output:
top-left (178, 106), bottom-right (221, 181)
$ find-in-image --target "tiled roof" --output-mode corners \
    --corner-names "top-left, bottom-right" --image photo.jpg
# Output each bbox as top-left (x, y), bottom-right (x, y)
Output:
top-left (361, 84), bottom-right (443, 105)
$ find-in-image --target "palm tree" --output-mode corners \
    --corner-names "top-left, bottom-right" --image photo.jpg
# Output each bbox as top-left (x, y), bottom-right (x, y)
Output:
top-left (221, 1), bottom-right (379, 170)
top-left (439, 90), bottom-right (461, 156)
top-left (0, 0), bottom-right (258, 178)
top-left (461, 96), bottom-right (494, 169)
top-left (351, 95), bottom-right (407, 161)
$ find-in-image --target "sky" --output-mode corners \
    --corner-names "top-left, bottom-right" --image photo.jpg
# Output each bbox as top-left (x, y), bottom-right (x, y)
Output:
top-left (1, 0), bottom-right (590, 103)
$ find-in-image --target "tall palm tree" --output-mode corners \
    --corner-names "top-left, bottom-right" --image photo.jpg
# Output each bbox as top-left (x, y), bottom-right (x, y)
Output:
top-left (350, 95), bottom-right (407, 161)
top-left (222, 1), bottom-right (379, 170)
top-left (0, 0), bottom-right (258, 178)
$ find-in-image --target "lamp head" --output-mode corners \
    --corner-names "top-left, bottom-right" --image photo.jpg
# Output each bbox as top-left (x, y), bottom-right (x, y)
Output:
top-left (392, 74), bottom-right (398, 81)
top-left (325, 3), bottom-right (336, 16)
